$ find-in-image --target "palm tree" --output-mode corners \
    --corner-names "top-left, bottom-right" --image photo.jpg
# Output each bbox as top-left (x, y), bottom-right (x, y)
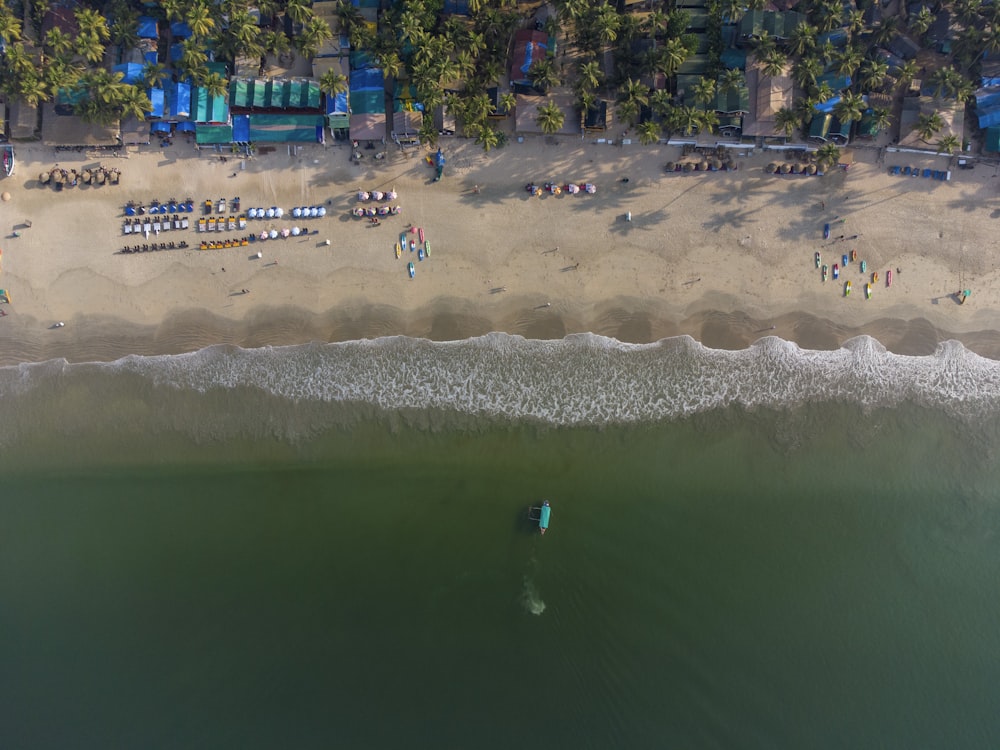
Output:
top-left (788, 21), bottom-right (817, 57)
top-left (650, 89), bottom-right (673, 119)
top-left (186, 2), bottom-right (216, 39)
top-left (262, 30), bottom-right (291, 59)
top-left (43, 27), bottom-right (74, 59)
top-left (578, 60), bottom-right (603, 92)
top-left (676, 105), bottom-right (702, 136)
top-left (774, 107), bottom-right (798, 138)
top-left (759, 50), bottom-right (787, 78)
top-left (936, 134), bottom-right (960, 154)
top-left (896, 59), bottom-right (919, 91)
top-left (834, 46), bottom-right (863, 79)
top-left (832, 92), bottom-right (865, 124)
top-left (793, 56), bottom-right (822, 91)
top-left (498, 92), bottom-right (516, 116)
top-left (658, 38), bottom-right (689, 77)
top-left (619, 77), bottom-right (649, 112)
top-left (592, 3), bottom-right (620, 46)
top-left (692, 77), bottom-right (716, 107)
top-left (141, 61), bottom-right (169, 90)
top-left (76, 7), bottom-right (109, 42)
top-left (846, 9), bottom-right (865, 36)
top-left (700, 110), bottom-right (719, 135)
top-left (536, 100), bottom-right (565, 135)
top-left (752, 30), bottom-right (776, 57)
top-left (117, 85), bottom-right (153, 121)
top-left (617, 98), bottom-right (640, 126)
top-left (914, 111), bottom-right (945, 142)
top-left (75, 34), bottom-right (106, 64)
top-left (179, 38), bottom-right (209, 80)
top-left (17, 70), bottom-right (50, 107)
top-left (955, 0), bottom-right (983, 26)
top-left (529, 58), bottom-right (560, 92)
top-left (475, 124), bottom-right (501, 152)
top-left (160, 0), bottom-right (184, 23)
top-left (0, 7), bottom-right (22, 43)
top-left (43, 58), bottom-right (83, 96)
top-left (860, 58), bottom-right (889, 92)
top-left (638, 120), bottom-right (661, 144)
top-left (873, 16), bottom-right (899, 47)
top-left (816, 142), bottom-right (841, 170)
top-left (110, 10), bottom-right (139, 50)
top-left (870, 107), bottom-right (893, 134)
top-left (319, 70), bottom-right (348, 98)
top-left (910, 7), bottom-right (934, 36)
top-left (719, 68), bottom-right (744, 94)
top-left (285, 0), bottom-right (311, 26)
top-left (297, 17), bottom-right (332, 60)
top-left (201, 72), bottom-right (228, 98)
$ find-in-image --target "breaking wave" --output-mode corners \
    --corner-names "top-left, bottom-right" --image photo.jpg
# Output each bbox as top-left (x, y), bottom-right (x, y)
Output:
top-left (2, 333), bottom-right (1000, 440)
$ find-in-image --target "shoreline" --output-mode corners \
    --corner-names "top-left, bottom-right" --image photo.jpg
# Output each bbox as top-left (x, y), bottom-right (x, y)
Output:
top-left (2, 137), bottom-right (1000, 364)
top-left (3, 299), bottom-right (1000, 367)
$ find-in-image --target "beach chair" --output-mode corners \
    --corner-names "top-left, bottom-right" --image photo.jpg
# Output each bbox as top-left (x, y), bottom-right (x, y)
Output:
top-left (922, 168), bottom-right (932, 178)
top-left (197, 218), bottom-right (206, 232)
top-left (238, 215), bottom-right (246, 229)
top-left (208, 218), bottom-right (217, 231)
top-left (181, 217), bottom-right (189, 229)
top-left (123, 221), bottom-right (132, 235)
top-left (890, 165), bottom-right (901, 176)
top-left (143, 221), bottom-right (152, 233)
top-left (228, 216), bottom-right (236, 231)
top-left (173, 215), bottom-right (181, 229)
top-left (153, 220), bottom-right (161, 232)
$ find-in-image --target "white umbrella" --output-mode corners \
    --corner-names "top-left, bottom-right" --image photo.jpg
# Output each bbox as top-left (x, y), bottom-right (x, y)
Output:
top-left (257, 208), bottom-right (265, 217)
top-left (357, 191), bottom-right (368, 202)
top-left (310, 207), bottom-right (319, 217)
top-left (269, 229), bottom-right (278, 239)
top-left (266, 207), bottom-right (275, 218)
top-left (317, 206), bottom-right (327, 217)
top-left (372, 191), bottom-right (384, 201)
top-left (275, 207), bottom-right (284, 218)
top-left (291, 227), bottom-right (301, 236)
top-left (248, 207), bottom-right (258, 218)
top-left (292, 207), bottom-right (301, 217)
top-left (259, 231), bottom-right (268, 240)
top-left (281, 228), bottom-right (290, 237)
top-left (386, 190), bottom-right (397, 200)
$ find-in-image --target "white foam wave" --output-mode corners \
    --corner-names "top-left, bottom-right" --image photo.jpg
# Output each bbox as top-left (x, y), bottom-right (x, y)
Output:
top-left (3, 333), bottom-right (1000, 426)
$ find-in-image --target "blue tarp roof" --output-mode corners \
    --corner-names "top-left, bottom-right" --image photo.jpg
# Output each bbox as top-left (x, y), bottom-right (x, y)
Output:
top-left (167, 81), bottom-right (192, 118)
top-left (170, 21), bottom-right (192, 38)
top-left (233, 114), bottom-right (250, 142)
top-left (144, 50), bottom-right (158, 65)
top-left (983, 77), bottom-right (1000, 88)
top-left (138, 16), bottom-right (158, 39)
top-left (815, 95), bottom-right (841, 113)
top-left (170, 43), bottom-right (183, 63)
top-left (151, 121), bottom-right (171, 133)
top-left (977, 92), bottom-right (1000, 110)
top-left (113, 62), bottom-right (144, 84)
top-left (350, 67), bottom-right (383, 91)
top-left (818, 73), bottom-right (851, 91)
top-left (978, 107), bottom-right (1000, 128)
top-left (326, 91), bottom-right (349, 115)
top-left (176, 121), bottom-right (196, 132)
top-left (149, 87), bottom-right (165, 117)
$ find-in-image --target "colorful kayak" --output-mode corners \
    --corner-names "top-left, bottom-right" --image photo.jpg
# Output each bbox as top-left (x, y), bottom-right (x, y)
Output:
top-left (872, 271), bottom-right (878, 283)
top-left (850, 249), bottom-right (857, 262)
top-left (845, 281), bottom-right (852, 297)
top-left (395, 242), bottom-right (401, 258)
top-left (886, 269), bottom-right (892, 287)
top-left (424, 240), bottom-right (431, 257)
top-left (418, 227), bottom-right (424, 243)
top-left (409, 240), bottom-right (415, 252)
top-left (842, 254), bottom-right (849, 267)
top-left (860, 260), bottom-right (867, 273)
top-left (407, 262), bottom-right (415, 278)
top-left (832, 263), bottom-right (839, 280)
top-left (822, 264), bottom-right (828, 282)
top-left (865, 283), bottom-right (872, 299)
top-left (418, 246), bottom-right (425, 261)
top-left (823, 223), bottom-right (830, 239)
top-left (400, 232), bottom-right (407, 248)
top-left (815, 252), bottom-right (821, 268)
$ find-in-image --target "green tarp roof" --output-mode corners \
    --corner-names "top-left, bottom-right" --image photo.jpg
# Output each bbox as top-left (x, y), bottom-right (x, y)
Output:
top-left (350, 89), bottom-right (385, 114)
top-left (711, 86), bottom-right (750, 114)
top-left (251, 78), bottom-right (268, 108)
top-left (231, 79), bottom-right (249, 108)
top-left (986, 126), bottom-right (1000, 152)
top-left (248, 114), bottom-right (323, 142)
top-left (194, 87), bottom-right (229, 123)
top-left (229, 78), bottom-right (321, 109)
top-left (739, 11), bottom-right (806, 40)
top-left (195, 124), bottom-right (233, 144)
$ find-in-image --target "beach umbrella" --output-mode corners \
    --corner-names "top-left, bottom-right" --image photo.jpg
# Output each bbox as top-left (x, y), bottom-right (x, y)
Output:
top-left (807, 164), bottom-right (818, 175)
top-left (291, 227), bottom-right (301, 236)
top-left (665, 162), bottom-right (676, 173)
top-left (386, 190), bottom-right (397, 200)
top-left (311, 207), bottom-right (320, 217)
top-left (292, 207), bottom-right (301, 218)
top-left (259, 231), bottom-right (268, 240)
top-left (275, 207), bottom-right (284, 218)
top-left (248, 208), bottom-right (257, 218)
top-left (281, 228), bottom-right (290, 238)
top-left (766, 163), bottom-right (777, 174)
top-left (683, 162), bottom-right (695, 172)
top-left (357, 191), bottom-right (368, 202)
top-left (584, 183), bottom-right (596, 193)
top-left (712, 159), bottom-right (722, 171)
top-left (269, 229), bottom-right (278, 239)
top-left (1, 191), bottom-right (9, 202)
top-left (317, 207), bottom-right (326, 217)
top-left (780, 163), bottom-right (791, 174)
top-left (372, 191), bottom-right (384, 201)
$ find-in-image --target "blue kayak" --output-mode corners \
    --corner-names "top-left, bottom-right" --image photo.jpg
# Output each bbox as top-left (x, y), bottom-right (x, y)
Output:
top-left (407, 262), bottom-right (415, 278)
top-left (823, 223), bottom-right (830, 239)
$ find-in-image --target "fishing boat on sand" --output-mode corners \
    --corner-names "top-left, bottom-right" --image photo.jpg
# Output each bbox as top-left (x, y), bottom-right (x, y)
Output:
top-left (1, 144), bottom-right (14, 177)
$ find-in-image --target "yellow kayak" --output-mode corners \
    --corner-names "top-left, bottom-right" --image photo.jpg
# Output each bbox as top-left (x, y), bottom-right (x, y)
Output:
top-left (395, 242), bottom-right (401, 259)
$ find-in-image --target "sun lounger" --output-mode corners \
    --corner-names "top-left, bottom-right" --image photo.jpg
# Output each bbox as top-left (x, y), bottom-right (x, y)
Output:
top-left (173, 215), bottom-right (181, 229)
top-left (890, 165), bottom-right (901, 175)
top-left (181, 217), bottom-right (189, 229)
top-left (197, 218), bottom-right (206, 232)
top-left (238, 215), bottom-right (246, 229)
top-left (227, 217), bottom-right (236, 231)
top-left (153, 221), bottom-right (161, 232)
top-left (207, 218), bottom-right (217, 231)
top-left (123, 221), bottom-right (132, 234)
top-left (922, 168), bottom-right (932, 178)
top-left (143, 221), bottom-right (152, 233)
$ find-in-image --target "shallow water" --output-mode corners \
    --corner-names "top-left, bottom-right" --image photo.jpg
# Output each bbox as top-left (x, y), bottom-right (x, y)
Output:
top-left (2, 336), bottom-right (1000, 748)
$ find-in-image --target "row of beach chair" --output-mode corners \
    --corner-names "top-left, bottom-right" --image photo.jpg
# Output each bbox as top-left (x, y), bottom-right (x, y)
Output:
top-left (889, 166), bottom-right (951, 181)
top-left (120, 241), bottom-right (189, 254)
top-left (199, 237), bottom-right (252, 250)
top-left (198, 216), bottom-right (247, 232)
top-left (123, 215), bottom-right (189, 234)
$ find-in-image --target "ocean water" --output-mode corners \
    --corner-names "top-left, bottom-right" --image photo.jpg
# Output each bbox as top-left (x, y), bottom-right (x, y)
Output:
top-left (2, 334), bottom-right (1000, 748)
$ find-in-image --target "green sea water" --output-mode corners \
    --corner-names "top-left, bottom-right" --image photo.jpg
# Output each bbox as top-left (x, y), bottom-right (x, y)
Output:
top-left (4, 398), bottom-right (1000, 749)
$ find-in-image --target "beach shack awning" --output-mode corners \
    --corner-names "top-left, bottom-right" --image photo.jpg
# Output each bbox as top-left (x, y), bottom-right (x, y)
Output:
top-left (149, 88), bottom-right (165, 118)
top-left (233, 114), bottom-right (250, 142)
top-left (251, 79), bottom-right (268, 108)
top-left (113, 63), bottom-right (144, 84)
top-left (195, 124), bottom-right (233, 144)
top-left (167, 81), bottom-right (192, 119)
top-left (248, 114), bottom-right (324, 142)
top-left (137, 16), bottom-right (158, 39)
top-left (170, 21), bottom-right (192, 38)
top-left (230, 79), bottom-right (250, 108)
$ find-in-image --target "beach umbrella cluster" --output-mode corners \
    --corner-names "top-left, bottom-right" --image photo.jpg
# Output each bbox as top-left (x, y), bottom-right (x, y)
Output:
top-left (40, 165), bottom-right (119, 189)
top-left (357, 189), bottom-right (398, 202)
top-left (291, 206), bottom-right (327, 218)
top-left (525, 182), bottom-right (596, 196)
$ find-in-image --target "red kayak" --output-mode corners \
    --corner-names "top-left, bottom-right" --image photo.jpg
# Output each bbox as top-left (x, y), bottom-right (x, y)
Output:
top-left (886, 269), bottom-right (892, 287)
top-left (418, 227), bottom-right (424, 243)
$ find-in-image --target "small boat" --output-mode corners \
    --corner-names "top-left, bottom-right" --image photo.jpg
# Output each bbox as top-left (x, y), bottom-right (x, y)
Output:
top-left (860, 260), bottom-right (867, 273)
top-left (823, 223), bottom-right (830, 239)
top-left (822, 264), bottom-right (828, 282)
top-left (407, 262), bottom-right (415, 278)
top-left (842, 254), bottom-right (848, 267)
top-left (400, 232), bottom-right (407, 248)
top-left (832, 263), bottom-right (839, 280)
top-left (872, 271), bottom-right (878, 283)
top-left (850, 249), bottom-right (857, 262)
top-left (1, 144), bottom-right (14, 177)
top-left (845, 281), bottom-right (852, 297)
top-left (418, 227), bottom-right (424, 243)
top-left (418, 247), bottom-right (425, 261)
top-left (409, 240), bottom-right (415, 252)
top-left (395, 242), bottom-right (401, 259)
top-left (424, 240), bottom-right (431, 257)
top-left (814, 251), bottom-right (821, 268)
top-left (539, 501), bottom-right (551, 534)
top-left (865, 283), bottom-right (872, 299)
top-left (886, 269), bottom-right (892, 287)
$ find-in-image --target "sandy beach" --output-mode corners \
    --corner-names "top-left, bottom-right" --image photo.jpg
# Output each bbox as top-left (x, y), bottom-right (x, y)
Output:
top-left (2, 136), bottom-right (1000, 364)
